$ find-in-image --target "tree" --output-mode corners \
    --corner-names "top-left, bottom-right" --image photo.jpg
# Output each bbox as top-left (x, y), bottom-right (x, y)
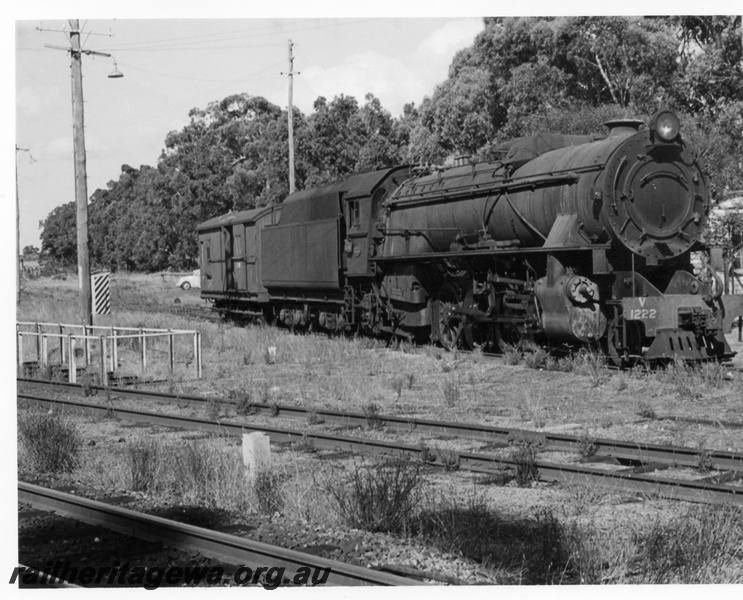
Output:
top-left (40, 202), bottom-right (77, 265)
top-left (669, 16), bottom-right (743, 116)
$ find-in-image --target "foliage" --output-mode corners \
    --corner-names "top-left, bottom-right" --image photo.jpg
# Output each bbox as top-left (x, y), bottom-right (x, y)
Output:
top-left (325, 458), bottom-right (423, 535)
top-left (39, 16), bottom-right (742, 269)
top-left (18, 409), bottom-right (82, 473)
top-left (40, 202), bottom-right (77, 266)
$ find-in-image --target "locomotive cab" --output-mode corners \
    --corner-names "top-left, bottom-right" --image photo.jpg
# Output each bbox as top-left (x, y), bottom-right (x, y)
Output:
top-left (344, 168), bottom-right (410, 277)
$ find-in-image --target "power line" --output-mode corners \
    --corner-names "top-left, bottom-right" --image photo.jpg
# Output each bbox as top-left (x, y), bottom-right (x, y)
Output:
top-left (95, 18), bottom-right (378, 51)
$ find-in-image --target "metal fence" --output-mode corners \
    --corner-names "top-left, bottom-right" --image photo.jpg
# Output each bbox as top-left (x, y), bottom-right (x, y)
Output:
top-left (17, 322), bottom-right (202, 384)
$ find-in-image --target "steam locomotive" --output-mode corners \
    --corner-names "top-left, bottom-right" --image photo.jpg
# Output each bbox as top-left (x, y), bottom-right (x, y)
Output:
top-left (198, 109), bottom-right (743, 364)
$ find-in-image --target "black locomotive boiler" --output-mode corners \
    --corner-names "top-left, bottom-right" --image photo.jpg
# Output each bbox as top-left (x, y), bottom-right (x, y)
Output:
top-left (198, 110), bottom-right (743, 364)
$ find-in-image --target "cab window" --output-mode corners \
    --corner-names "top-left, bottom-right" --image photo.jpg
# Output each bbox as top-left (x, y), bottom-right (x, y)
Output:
top-left (348, 200), bottom-right (361, 229)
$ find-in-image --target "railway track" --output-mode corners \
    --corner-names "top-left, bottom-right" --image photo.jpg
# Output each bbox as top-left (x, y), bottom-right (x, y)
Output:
top-left (18, 378), bottom-right (743, 472)
top-left (18, 482), bottom-right (415, 587)
top-left (17, 386), bottom-right (743, 506)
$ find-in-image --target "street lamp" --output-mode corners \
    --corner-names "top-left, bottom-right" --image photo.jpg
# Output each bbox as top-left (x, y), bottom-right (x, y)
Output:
top-left (45, 19), bottom-right (123, 326)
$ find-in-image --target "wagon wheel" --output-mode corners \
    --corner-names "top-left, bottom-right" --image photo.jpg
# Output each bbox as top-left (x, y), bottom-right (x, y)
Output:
top-left (435, 284), bottom-right (464, 351)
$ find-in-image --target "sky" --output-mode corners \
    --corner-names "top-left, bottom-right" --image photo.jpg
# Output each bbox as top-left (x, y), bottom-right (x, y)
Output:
top-left (13, 13), bottom-right (485, 251)
top-left (10, 1), bottom-right (742, 252)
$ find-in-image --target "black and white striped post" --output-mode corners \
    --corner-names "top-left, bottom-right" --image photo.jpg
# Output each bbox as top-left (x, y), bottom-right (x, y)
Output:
top-left (92, 272), bottom-right (111, 316)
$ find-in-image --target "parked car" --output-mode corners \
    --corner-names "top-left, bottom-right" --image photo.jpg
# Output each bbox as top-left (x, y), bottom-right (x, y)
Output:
top-left (176, 269), bottom-right (200, 290)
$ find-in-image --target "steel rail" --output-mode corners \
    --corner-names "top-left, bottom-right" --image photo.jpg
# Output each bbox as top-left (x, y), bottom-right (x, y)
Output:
top-left (17, 392), bottom-right (743, 506)
top-left (18, 378), bottom-right (743, 472)
top-left (18, 482), bottom-right (415, 587)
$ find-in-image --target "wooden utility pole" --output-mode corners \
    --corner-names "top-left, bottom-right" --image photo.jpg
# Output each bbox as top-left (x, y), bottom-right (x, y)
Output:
top-left (287, 40), bottom-right (296, 194)
top-left (41, 21), bottom-right (121, 325)
top-left (16, 147), bottom-right (28, 308)
top-left (69, 19), bottom-right (93, 326)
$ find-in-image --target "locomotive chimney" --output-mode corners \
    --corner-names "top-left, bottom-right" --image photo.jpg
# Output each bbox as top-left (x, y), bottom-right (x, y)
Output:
top-left (603, 119), bottom-right (645, 136)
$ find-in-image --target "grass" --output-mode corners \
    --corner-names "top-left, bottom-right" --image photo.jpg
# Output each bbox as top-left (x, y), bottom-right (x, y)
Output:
top-left (361, 401), bottom-right (384, 430)
top-left (511, 442), bottom-right (540, 487)
top-left (441, 376), bottom-right (461, 407)
top-left (121, 433), bottom-right (257, 511)
top-left (632, 504), bottom-right (743, 583)
top-left (18, 409), bottom-right (82, 473)
top-left (16, 273), bottom-right (743, 584)
top-left (325, 458), bottom-right (423, 535)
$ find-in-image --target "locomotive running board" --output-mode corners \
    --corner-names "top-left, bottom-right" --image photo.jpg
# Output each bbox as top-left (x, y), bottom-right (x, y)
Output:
top-left (372, 243), bottom-right (611, 262)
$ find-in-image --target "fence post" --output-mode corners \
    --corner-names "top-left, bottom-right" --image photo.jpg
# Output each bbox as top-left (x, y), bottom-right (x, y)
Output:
top-left (111, 327), bottom-right (118, 374)
top-left (198, 332), bottom-right (202, 378)
top-left (139, 328), bottom-right (146, 373)
top-left (193, 331), bottom-right (202, 378)
top-left (168, 330), bottom-right (174, 374)
top-left (40, 334), bottom-right (48, 366)
top-left (69, 336), bottom-right (77, 384)
top-left (99, 335), bottom-right (108, 387)
top-left (84, 325), bottom-right (91, 366)
top-left (36, 323), bottom-right (42, 364)
top-left (59, 324), bottom-right (65, 363)
top-left (17, 331), bottom-right (23, 370)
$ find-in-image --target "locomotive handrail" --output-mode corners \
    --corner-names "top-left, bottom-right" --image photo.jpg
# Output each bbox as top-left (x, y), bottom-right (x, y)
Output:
top-left (503, 191), bottom-right (547, 241)
top-left (373, 243), bottom-right (611, 261)
top-left (390, 165), bottom-right (604, 207)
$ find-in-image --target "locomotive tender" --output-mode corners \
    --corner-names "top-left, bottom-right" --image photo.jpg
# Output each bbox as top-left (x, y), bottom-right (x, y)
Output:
top-left (198, 110), bottom-right (743, 364)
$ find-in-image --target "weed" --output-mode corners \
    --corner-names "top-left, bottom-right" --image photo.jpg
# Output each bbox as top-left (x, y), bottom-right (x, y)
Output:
top-left (125, 436), bottom-right (161, 491)
top-left (171, 439), bottom-right (252, 510)
top-left (18, 410), bottom-right (82, 474)
top-left (501, 343), bottom-right (523, 365)
top-left (362, 402), bottom-right (384, 430)
top-left (599, 416), bottom-right (613, 429)
top-left (577, 431), bottom-right (599, 459)
top-left (523, 346), bottom-right (550, 370)
top-left (559, 480), bottom-right (607, 517)
top-left (573, 348), bottom-right (608, 387)
top-left (632, 504), bottom-right (743, 583)
top-left (511, 442), bottom-right (539, 487)
top-left (442, 377), bottom-right (461, 407)
top-left (255, 381), bottom-right (271, 404)
top-left (415, 486), bottom-right (493, 560)
top-left (406, 373), bottom-right (415, 389)
top-left (269, 402), bottom-right (280, 417)
top-left (293, 433), bottom-right (317, 453)
top-left (79, 370), bottom-right (98, 397)
top-left (230, 390), bottom-right (254, 416)
top-left (389, 375), bottom-right (405, 398)
top-left (205, 398), bottom-right (221, 421)
top-left (662, 359), bottom-right (704, 401)
top-left (325, 458), bottom-right (423, 535)
top-left (253, 469), bottom-right (285, 514)
top-left (696, 447), bottom-right (714, 474)
top-left (637, 400), bottom-right (656, 419)
top-left (306, 410), bottom-right (321, 425)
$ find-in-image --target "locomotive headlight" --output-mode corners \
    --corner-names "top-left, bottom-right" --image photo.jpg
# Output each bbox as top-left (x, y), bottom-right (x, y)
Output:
top-left (650, 110), bottom-right (680, 142)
